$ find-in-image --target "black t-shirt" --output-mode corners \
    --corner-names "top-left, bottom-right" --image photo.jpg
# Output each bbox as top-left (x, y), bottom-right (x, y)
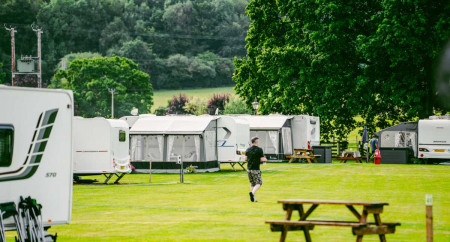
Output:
top-left (246, 146), bottom-right (264, 170)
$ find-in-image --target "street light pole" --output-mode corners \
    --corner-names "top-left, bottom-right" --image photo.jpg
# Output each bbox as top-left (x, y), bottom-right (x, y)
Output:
top-left (108, 88), bottom-right (116, 118)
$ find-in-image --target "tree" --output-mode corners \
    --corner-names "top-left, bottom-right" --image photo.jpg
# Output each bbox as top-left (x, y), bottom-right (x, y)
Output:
top-left (233, 0), bottom-right (450, 139)
top-left (224, 95), bottom-right (252, 114)
top-left (107, 39), bottom-right (165, 89)
top-left (0, 62), bottom-right (5, 84)
top-left (356, 0), bottom-right (450, 128)
top-left (1, 0), bottom-right (250, 90)
top-left (167, 93), bottom-right (190, 114)
top-left (207, 93), bottom-right (230, 114)
top-left (49, 52), bottom-right (102, 88)
top-left (52, 56), bottom-right (153, 118)
top-left (183, 97), bottom-right (208, 115)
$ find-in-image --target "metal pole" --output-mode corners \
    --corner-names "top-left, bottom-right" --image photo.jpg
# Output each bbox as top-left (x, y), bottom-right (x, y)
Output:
top-left (149, 160), bottom-right (152, 183)
top-left (37, 28), bottom-right (42, 88)
top-left (108, 88), bottom-right (116, 118)
top-left (426, 194), bottom-right (433, 242)
top-left (4, 26), bottom-right (17, 86)
top-left (11, 28), bottom-right (16, 86)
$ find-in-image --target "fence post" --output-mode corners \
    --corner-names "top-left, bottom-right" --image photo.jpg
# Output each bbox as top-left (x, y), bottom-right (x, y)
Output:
top-left (426, 194), bottom-right (433, 242)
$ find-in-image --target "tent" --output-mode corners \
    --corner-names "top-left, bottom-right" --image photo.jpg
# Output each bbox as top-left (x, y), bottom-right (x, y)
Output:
top-left (129, 116), bottom-right (219, 173)
top-left (237, 115), bottom-right (294, 160)
top-left (377, 122), bottom-right (418, 157)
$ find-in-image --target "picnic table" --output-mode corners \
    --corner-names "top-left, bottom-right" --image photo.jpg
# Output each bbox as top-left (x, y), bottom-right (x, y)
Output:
top-left (220, 161), bottom-right (247, 171)
top-left (266, 199), bottom-right (400, 242)
top-left (288, 149), bottom-right (321, 164)
top-left (339, 150), bottom-right (363, 163)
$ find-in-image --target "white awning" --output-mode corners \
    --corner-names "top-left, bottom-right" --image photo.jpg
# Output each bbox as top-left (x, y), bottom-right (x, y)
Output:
top-left (130, 115), bottom-right (218, 135)
top-left (237, 115), bottom-right (293, 130)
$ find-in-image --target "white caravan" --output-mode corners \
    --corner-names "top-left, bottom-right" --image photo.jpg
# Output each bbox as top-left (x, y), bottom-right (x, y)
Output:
top-left (0, 86), bottom-right (73, 239)
top-left (418, 116), bottom-right (450, 162)
top-left (292, 115), bottom-right (321, 149)
top-left (217, 116), bottom-right (250, 170)
top-left (238, 114), bottom-right (294, 161)
top-left (119, 115), bottom-right (139, 129)
top-left (73, 117), bottom-right (131, 183)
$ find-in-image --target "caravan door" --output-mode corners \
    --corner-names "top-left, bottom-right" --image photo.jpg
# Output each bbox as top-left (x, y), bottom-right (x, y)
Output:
top-left (108, 120), bottom-right (131, 173)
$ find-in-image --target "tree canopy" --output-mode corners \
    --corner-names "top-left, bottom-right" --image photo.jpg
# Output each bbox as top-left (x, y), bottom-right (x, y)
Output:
top-left (233, 0), bottom-right (450, 139)
top-left (0, 0), bottom-right (249, 89)
top-left (51, 56), bottom-right (153, 118)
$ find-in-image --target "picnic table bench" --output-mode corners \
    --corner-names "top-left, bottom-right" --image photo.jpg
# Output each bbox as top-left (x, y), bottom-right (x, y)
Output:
top-left (339, 151), bottom-right (363, 163)
top-left (266, 199), bottom-right (400, 242)
top-left (220, 161), bottom-right (247, 171)
top-left (288, 149), bottom-right (321, 164)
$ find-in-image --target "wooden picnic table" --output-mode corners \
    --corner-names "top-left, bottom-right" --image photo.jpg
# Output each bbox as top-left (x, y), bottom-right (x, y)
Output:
top-left (288, 149), bottom-right (320, 164)
top-left (339, 151), bottom-right (363, 163)
top-left (220, 161), bottom-right (247, 171)
top-left (266, 199), bottom-right (400, 242)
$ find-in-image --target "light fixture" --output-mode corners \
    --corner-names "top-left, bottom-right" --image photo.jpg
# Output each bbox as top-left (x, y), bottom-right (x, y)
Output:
top-left (252, 99), bottom-right (259, 115)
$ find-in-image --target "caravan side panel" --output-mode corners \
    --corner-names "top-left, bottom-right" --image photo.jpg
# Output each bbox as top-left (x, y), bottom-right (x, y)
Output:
top-left (73, 119), bottom-right (113, 174)
top-left (418, 120), bottom-right (450, 160)
top-left (0, 87), bottom-right (73, 228)
top-left (292, 115), bottom-right (320, 149)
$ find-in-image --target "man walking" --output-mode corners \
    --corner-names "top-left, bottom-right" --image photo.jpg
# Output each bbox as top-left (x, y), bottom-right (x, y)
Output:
top-left (245, 137), bottom-right (267, 202)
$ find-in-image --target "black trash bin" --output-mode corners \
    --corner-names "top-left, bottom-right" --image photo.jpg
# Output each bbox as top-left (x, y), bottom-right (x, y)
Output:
top-left (312, 146), bottom-right (332, 163)
top-left (379, 147), bottom-right (410, 164)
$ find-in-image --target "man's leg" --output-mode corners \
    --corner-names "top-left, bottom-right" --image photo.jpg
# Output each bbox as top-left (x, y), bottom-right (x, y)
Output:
top-left (251, 184), bottom-right (261, 194)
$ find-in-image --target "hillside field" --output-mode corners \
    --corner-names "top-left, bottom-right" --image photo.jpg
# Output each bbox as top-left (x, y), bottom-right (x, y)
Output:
top-left (152, 87), bottom-right (236, 112)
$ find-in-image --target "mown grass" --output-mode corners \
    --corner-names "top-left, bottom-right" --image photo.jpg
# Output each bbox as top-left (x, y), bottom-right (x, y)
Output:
top-left (152, 87), bottom-right (236, 112)
top-left (8, 163), bottom-right (449, 241)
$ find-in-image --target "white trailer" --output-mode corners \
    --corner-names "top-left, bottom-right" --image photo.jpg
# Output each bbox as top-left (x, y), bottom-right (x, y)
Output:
top-left (0, 86), bottom-right (73, 240)
top-left (119, 115), bottom-right (139, 129)
top-left (292, 115), bottom-right (321, 149)
top-left (217, 116), bottom-right (250, 170)
top-left (418, 116), bottom-right (450, 162)
top-left (73, 117), bottom-right (131, 183)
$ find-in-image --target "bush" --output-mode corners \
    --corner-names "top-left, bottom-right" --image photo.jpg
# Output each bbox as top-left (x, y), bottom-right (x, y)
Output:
top-left (167, 93), bottom-right (190, 114)
top-left (224, 95), bottom-right (252, 114)
top-left (183, 97), bottom-right (208, 115)
top-left (154, 106), bottom-right (168, 116)
top-left (207, 93), bottom-right (230, 115)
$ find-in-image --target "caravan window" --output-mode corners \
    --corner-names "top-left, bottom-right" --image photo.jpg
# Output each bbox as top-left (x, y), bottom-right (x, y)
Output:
top-left (119, 130), bottom-right (126, 142)
top-left (0, 125), bottom-right (14, 167)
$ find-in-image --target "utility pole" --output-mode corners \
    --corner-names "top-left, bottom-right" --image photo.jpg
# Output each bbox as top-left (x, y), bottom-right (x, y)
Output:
top-left (32, 26), bottom-right (43, 88)
top-left (108, 88), bottom-right (116, 118)
top-left (4, 25), bottom-right (17, 86)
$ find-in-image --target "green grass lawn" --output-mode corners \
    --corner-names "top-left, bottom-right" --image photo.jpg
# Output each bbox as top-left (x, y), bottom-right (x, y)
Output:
top-left (8, 163), bottom-right (449, 241)
top-left (152, 87), bottom-right (236, 112)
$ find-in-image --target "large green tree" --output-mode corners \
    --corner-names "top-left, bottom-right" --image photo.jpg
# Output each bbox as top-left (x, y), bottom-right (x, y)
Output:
top-left (233, 0), bottom-right (450, 139)
top-left (52, 56), bottom-right (153, 118)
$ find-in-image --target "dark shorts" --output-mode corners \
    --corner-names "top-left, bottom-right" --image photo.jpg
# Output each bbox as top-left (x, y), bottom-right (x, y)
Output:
top-left (247, 170), bottom-right (262, 186)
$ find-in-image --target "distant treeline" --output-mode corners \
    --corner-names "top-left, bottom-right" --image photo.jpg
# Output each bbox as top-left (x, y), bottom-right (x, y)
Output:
top-left (0, 0), bottom-right (249, 89)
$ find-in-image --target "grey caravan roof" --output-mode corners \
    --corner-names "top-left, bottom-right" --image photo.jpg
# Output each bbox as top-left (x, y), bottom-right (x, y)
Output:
top-left (130, 115), bottom-right (218, 135)
top-left (237, 115), bottom-right (293, 130)
top-left (376, 121), bottom-right (418, 137)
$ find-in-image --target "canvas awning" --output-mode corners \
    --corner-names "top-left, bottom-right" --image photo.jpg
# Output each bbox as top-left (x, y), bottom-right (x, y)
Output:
top-left (130, 116), bottom-right (218, 135)
top-left (376, 122), bottom-right (418, 137)
top-left (238, 115), bottom-right (293, 130)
